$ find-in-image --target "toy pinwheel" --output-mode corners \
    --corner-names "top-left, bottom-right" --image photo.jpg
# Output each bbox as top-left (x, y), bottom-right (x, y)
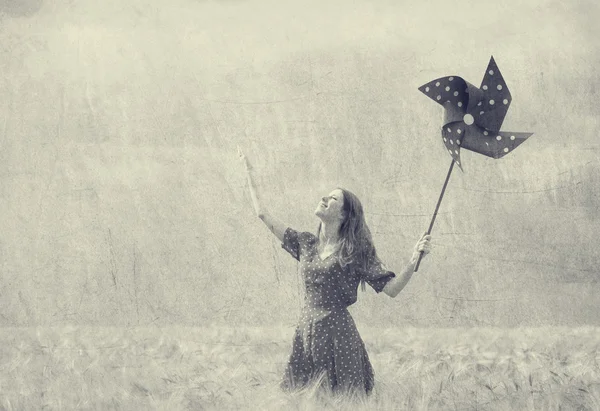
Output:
top-left (414, 56), bottom-right (533, 271)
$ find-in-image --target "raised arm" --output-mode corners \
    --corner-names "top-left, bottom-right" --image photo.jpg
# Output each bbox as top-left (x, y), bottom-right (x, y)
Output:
top-left (382, 232), bottom-right (431, 298)
top-left (239, 147), bottom-right (287, 242)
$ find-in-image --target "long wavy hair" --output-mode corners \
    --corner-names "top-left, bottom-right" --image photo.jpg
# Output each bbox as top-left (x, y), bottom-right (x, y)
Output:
top-left (316, 188), bottom-right (382, 291)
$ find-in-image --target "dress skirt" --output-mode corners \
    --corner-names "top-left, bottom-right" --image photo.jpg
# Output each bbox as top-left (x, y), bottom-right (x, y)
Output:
top-left (280, 305), bottom-right (375, 395)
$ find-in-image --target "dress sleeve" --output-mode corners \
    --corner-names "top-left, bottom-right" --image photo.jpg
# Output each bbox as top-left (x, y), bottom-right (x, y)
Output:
top-left (281, 227), bottom-right (308, 261)
top-left (360, 257), bottom-right (396, 293)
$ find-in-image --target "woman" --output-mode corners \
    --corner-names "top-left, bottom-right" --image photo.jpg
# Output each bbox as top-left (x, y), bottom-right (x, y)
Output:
top-left (239, 148), bottom-right (431, 396)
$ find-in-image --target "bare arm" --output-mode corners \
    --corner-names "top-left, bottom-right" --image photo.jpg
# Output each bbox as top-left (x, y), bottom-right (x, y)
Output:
top-left (382, 233), bottom-right (431, 298)
top-left (382, 258), bottom-right (418, 298)
top-left (240, 147), bottom-right (287, 242)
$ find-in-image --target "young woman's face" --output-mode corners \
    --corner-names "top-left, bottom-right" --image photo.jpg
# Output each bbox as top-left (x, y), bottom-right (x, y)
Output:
top-left (314, 189), bottom-right (345, 222)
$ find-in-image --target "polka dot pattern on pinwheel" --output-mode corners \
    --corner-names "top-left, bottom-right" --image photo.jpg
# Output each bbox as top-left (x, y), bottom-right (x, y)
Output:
top-left (492, 131), bottom-right (533, 158)
top-left (475, 56), bottom-right (513, 132)
top-left (460, 126), bottom-right (532, 159)
top-left (442, 122), bottom-right (464, 167)
top-left (418, 76), bottom-right (469, 109)
top-left (419, 56), bottom-right (533, 166)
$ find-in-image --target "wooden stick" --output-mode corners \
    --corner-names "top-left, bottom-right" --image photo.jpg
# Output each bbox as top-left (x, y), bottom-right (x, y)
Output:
top-left (414, 159), bottom-right (455, 272)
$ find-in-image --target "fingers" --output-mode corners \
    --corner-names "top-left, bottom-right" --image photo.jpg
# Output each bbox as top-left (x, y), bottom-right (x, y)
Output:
top-left (416, 236), bottom-right (431, 246)
top-left (415, 233), bottom-right (432, 254)
top-left (418, 244), bottom-right (431, 254)
top-left (416, 241), bottom-right (431, 252)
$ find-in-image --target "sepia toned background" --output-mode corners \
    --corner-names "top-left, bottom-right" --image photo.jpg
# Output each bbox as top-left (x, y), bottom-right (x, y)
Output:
top-left (1, 0), bottom-right (598, 328)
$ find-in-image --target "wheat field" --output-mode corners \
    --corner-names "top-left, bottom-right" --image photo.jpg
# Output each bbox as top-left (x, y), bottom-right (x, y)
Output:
top-left (1, 326), bottom-right (599, 410)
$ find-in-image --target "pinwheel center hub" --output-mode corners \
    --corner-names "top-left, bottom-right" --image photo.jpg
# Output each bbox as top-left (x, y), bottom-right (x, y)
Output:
top-left (463, 114), bottom-right (475, 125)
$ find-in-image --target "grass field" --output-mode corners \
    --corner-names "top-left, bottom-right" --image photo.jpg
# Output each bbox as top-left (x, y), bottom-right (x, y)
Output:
top-left (1, 326), bottom-right (599, 410)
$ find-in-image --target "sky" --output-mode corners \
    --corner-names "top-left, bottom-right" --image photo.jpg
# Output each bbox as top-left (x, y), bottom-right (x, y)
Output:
top-left (1, 0), bottom-right (599, 327)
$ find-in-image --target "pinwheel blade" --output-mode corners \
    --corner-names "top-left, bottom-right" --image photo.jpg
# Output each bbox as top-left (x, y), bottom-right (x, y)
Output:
top-left (461, 125), bottom-right (533, 159)
top-left (419, 76), bottom-right (468, 109)
top-left (442, 101), bottom-right (465, 125)
top-left (471, 56), bottom-right (512, 132)
top-left (441, 121), bottom-right (465, 170)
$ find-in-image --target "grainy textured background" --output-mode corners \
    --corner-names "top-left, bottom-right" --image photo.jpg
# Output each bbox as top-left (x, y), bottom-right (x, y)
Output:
top-left (0, 0), bottom-right (598, 327)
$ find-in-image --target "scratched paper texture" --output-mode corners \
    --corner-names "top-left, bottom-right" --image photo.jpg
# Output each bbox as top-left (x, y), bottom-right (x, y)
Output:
top-left (0, 0), bottom-right (599, 329)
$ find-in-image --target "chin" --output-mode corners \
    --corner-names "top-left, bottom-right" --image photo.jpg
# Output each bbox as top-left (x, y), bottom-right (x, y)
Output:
top-left (315, 208), bottom-right (327, 218)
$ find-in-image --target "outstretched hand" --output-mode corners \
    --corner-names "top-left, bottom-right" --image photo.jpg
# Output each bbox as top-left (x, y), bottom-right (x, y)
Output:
top-left (411, 231), bottom-right (432, 265)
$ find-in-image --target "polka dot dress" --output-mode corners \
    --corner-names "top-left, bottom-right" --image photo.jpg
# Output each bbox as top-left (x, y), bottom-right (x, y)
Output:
top-left (279, 228), bottom-right (396, 395)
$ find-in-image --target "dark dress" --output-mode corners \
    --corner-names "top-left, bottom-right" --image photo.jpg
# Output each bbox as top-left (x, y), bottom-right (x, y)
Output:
top-left (279, 227), bottom-right (396, 395)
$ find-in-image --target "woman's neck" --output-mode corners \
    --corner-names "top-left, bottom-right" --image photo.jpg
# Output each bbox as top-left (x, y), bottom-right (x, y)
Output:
top-left (319, 222), bottom-right (340, 246)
